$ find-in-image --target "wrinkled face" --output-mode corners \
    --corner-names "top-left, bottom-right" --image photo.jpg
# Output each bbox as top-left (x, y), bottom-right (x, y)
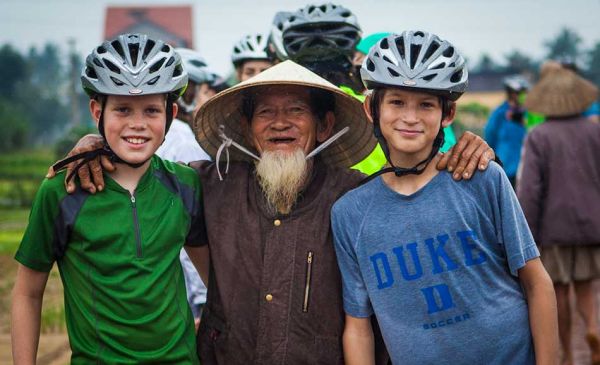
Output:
top-left (91, 94), bottom-right (175, 165)
top-left (246, 85), bottom-right (333, 156)
top-left (237, 60), bottom-right (273, 82)
top-left (377, 89), bottom-right (453, 164)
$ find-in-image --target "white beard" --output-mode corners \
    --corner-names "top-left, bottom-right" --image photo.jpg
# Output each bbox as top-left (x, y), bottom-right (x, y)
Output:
top-left (255, 149), bottom-right (308, 215)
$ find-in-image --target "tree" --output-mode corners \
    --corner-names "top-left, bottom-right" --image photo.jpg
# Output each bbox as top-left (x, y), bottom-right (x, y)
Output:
top-left (544, 27), bottom-right (583, 61)
top-left (0, 45), bottom-right (28, 98)
top-left (475, 53), bottom-right (498, 73)
top-left (586, 41), bottom-right (600, 88)
top-left (0, 99), bottom-right (30, 151)
top-left (503, 50), bottom-right (535, 74)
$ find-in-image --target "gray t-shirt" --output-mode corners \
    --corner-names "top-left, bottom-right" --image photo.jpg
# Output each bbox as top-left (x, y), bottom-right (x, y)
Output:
top-left (332, 162), bottom-right (539, 364)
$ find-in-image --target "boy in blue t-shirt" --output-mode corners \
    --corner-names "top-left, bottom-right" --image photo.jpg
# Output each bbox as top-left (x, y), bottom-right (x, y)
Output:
top-left (331, 31), bottom-right (558, 364)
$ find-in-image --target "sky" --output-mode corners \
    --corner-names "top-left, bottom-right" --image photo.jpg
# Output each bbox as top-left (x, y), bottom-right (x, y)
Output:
top-left (1, 0), bottom-right (599, 76)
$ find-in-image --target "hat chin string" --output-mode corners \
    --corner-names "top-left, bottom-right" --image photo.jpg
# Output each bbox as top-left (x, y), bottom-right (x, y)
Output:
top-left (214, 125), bottom-right (349, 181)
top-left (305, 126), bottom-right (349, 160)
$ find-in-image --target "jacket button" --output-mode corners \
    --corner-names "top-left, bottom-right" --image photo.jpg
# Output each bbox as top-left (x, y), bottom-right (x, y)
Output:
top-left (265, 294), bottom-right (273, 302)
top-left (274, 219), bottom-right (281, 226)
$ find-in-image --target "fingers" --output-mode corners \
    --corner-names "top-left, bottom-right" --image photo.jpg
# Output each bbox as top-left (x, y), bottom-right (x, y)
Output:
top-left (479, 148), bottom-right (495, 170)
top-left (452, 138), bottom-right (479, 180)
top-left (445, 132), bottom-right (474, 178)
top-left (89, 157), bottom-right (105, 192)
top-left (100, 155), bottom-right (116, 172)
top-left (78, 162), bottom-right (96, 194)
top-left (435, 149), bottom-right (451, 171)
top-left (461, 143), bottom-right (487, 180)
top-left (46, 166), bottom-right (55, 179)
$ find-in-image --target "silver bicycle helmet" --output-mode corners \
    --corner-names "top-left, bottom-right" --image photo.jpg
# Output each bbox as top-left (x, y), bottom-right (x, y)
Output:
top-left (282, 2), bottom-right (361, 60)
top-left (82, 33), bottom-right (188, 98)
top-left (231, 33), bottom-right (271, 67)
top-left (176, 48), bottom-right (216, 85)
top-left (361, 30), bottom-right (468, 101)
top-left (503, 75), bottom-right (530, 92)
top-left (268, 11), bottom-right (293, 61)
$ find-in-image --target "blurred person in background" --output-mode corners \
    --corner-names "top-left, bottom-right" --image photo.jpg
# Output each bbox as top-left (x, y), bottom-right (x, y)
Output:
top-left (484, 75), bottom-right (530, 188)
top-left (231, 33), bottom-right (274, 83)
top-left (279, 3), bottom-right (461, 176)
top-left (518, 63), bottom-right (600, 365)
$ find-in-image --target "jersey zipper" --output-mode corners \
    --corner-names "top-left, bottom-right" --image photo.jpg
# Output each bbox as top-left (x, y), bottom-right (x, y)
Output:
top-left (130, 193), bottom-right (143, 258)
top-left (303, 251), bottom-right (313, 312)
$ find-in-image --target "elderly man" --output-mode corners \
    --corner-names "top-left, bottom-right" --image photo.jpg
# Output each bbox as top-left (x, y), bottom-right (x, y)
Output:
top-left (51, 60), bottom-right (493, 364)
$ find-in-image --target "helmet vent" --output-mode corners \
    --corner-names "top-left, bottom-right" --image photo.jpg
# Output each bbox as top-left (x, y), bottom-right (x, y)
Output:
top-left (128, 43), bottom-right (140, 67)
top-left (149, 58), bottom-right (166, 74)
top-left (395, 37), bottom-right (405, 58)
top-left (93, 58), bottom-right (104, 68)
top-left (111, 40), bottom-right (125, 59)
top-left (173, 64), bottom-right (183, 77)
top-left (443, 47), bottom-right (454, 57)
top-left (161, 45), bottom-right (170, 53)
top-left (450, 70), bottom-right (463, 83)
top-left (380, 38), bottom-right (389, 49)
top-left (110, 76), bottom-right (124, 86)
top-left (430, 62), bottom-right (446, 70)
top-left (190, 59), bottom-right (206, 67)
top-left (308, 5), bottom-right (315, 12)
top-left (142, 40), bottom-right (155, 61)
top-left (85, 67), bottom-right (98, 79)
top-left (147, 76), bottom-right (159, 85)
top-left (319, 4), bottom-right (327, 12)
top-left (382, 55), bottom-right (393, 64)
top-left (388, 67), bottom-right (400, 77)
top-left (422, 74), bottom-right (436, 81)
top-left (97, 46), bottom-right (107, 54)
top-left (166, 56), bottom-right (175, 67)
top-left (103, 59), bottom-right (121, 74)
top-left (366, 58), bottom-right (375, 72)
top-left (341, 11), bottom-right (351, 17)
top-left (423, 42), bottom-right (440, 62)
top-left (414, 31), bottom-right (425, 37)
top-left (410, 44), bottom-right (422, 69)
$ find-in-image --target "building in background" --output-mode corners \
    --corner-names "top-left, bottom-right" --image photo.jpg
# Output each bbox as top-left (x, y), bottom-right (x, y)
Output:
top-left (104, 5), bottom-right (193, 47)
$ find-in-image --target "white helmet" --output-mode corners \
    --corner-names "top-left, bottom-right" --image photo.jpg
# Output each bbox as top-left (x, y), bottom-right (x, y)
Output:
top-left (231, 33), bottom-right (271, 67)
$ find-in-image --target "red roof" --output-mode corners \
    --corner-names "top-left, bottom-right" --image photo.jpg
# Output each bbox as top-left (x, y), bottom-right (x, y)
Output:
top-left (104, 5), bottom-right (193, 47)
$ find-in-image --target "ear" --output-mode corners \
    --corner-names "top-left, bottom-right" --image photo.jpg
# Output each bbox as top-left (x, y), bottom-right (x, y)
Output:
top-left (316, 111), bottom-right (336, 143)
top-left (363, 94), bottom-right (374, 124)
top-left (171, 102), bottom-right (179, 120)
top-left (441, 102), bottom-right (456, 128)
top-left (89, 99), bottom-right (102, 127)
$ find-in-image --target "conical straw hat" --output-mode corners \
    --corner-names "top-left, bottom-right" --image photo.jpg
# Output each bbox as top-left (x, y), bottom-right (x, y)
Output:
top-left (525, 66), bottom-right (598, 118)
top-left (193, 60), bottom-right (377, 167)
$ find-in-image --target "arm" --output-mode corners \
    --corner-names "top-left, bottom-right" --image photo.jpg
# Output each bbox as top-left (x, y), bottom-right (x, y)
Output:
top-left (11, 264), bottom-right (50, 365)
top-left (344, 315), bottom-right (375, 365)
top-left (518, 258), bottom-right (559, 365)
top-left (46, 134), bottom-right (114, 194)
top-left (184, 245), bottom-right (210, 286)
top-left (436, 131), bottom-right (495, 180)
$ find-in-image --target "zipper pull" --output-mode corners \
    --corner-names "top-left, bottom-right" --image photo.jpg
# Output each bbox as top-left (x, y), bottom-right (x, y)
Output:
top-left (307, 251), bottom-right (313, 264)
top-left (131, 195), bottom-right (136, 204)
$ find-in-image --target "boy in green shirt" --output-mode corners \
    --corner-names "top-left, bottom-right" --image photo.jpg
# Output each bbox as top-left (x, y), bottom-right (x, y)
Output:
top-left (11, 34), bottom-right (208, 364)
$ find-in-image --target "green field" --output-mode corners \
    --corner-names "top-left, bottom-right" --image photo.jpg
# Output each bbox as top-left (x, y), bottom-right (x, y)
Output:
top-left (0, 149), bottom-right (66, 336)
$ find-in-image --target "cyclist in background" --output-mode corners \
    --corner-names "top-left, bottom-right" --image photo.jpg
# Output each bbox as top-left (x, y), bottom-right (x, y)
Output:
top-left (231, 33), bottom-right (274, 83)
top-left (484, 75), bottom-right (530, 188)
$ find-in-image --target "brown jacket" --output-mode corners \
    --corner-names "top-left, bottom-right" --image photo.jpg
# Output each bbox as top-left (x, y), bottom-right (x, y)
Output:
top-left (517, 116), bottom-right (600, 246)
top-left (192, 159), bottom-right (386, 364)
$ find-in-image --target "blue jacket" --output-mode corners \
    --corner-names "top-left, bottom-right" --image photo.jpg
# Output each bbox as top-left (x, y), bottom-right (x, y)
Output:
top-left (484, 101), bottom-right (527, 178)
